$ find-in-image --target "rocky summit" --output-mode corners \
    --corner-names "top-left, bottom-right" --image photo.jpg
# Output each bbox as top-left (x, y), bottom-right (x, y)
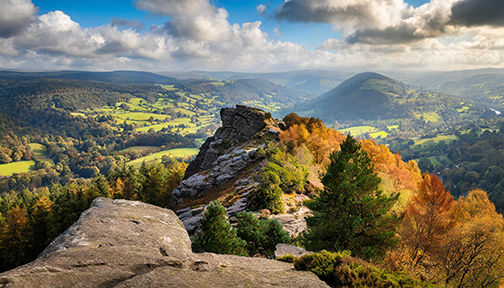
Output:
top-left (171, 105), bottom-right (283, 232)
top-left (184, 104), bottom-right (268, 179)
top-left (0, 198), bottom-right (328, 288)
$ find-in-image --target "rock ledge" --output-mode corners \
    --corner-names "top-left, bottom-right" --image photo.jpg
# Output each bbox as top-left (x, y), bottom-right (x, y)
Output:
top-left (0, 198), bottom-right (328, 288)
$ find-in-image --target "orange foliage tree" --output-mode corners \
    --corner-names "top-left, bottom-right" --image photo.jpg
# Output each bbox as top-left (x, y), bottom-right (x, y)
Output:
top-left (360, 140), bottom-right (421, 195)
top-left (393, 173), bottom-right (455, 275)
top-left (435, 190), bottom-right (504, 287)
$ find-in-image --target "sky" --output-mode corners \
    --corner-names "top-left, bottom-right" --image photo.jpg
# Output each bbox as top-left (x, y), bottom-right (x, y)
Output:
top-left (0, 0), bottom-right (504, 72)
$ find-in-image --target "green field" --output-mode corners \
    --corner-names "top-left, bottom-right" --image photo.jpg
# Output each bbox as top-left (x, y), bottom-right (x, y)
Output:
top-left (370, 131), bottom-right (388, 139)
top-left (412, 135), bottom-right (459, 147)
top-left (70, 112), bottom-right (86, 117)
top-left (0, 161), bottom-right (36, 176)
top-left (29, 143), bottom-right (54, 165)
top-left (127, 148), bottom-right (199, 167)
top-left (415, 112), bottom-right (441, 122)
top-left (338, 126), bottom-right (388, 139)
top-left (81, 85), bottom-right (223, 137)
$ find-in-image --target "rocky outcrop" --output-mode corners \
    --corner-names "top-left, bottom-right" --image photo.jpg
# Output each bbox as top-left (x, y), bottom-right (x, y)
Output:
top-left (172, 105), bottom-right (278, 211)
top-left (172, 146), bottom-right (264, 208)
top-left (184, 105), bottom-right (267, 178)
top-left (0, 198), bottom-right (328, 288)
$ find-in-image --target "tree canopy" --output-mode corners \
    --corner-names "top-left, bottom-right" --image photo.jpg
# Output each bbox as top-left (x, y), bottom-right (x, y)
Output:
top-left (303, 135), bottom-right (399, 260)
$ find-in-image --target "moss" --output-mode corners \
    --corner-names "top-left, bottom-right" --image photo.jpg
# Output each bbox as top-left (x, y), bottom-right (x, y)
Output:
top-left (277, 254), bottom-right (297, 263)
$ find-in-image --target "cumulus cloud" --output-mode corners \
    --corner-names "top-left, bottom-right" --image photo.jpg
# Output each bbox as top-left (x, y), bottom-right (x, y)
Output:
top-left (450, 0), bottom-right (504, 27)
top-left (0, 0), bottom-right (38, 38)
top-left (2, 0), bottom-right (504, 72)
top-left (274, 0), bottom-right (408, 30)
top-left (111, 18), bottom-right (144, 30)
top-left (134, 0), bottom-right (213, 17)
top-left (163, 8), bottom-right (233, 41)
top-left (274, 0), bottom-right (461, 45)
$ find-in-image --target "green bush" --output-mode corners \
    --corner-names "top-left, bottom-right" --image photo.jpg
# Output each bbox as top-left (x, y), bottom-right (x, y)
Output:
top-left (277, 254), bottom-right (296, 263)
top-left (255, 146), bottom-right (309, 214)
top-left (294, 250), bottom-right (436, 288)
top-left (236, 211), bottom-right (290, 258)
top-left (256, 172), bottom-right (285, 213)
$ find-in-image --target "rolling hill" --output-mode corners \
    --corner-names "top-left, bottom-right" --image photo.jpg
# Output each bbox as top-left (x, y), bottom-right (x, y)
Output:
top-left (160, 70), bottom-right (354, 96)
top-left (290, 72), bottom-right (496, 126)
top-left (412, 69), bottom-right (504, 109)
top-left (0, 70), bottom-right (180, 85)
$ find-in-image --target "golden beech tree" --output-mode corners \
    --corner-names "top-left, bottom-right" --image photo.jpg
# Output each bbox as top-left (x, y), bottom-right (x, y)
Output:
top-left (435, 190), bottom-right (504, 287)
top-left (394, 173), bottom-right (455, 274)
top-left (360, 140), bottom-right (421, 194)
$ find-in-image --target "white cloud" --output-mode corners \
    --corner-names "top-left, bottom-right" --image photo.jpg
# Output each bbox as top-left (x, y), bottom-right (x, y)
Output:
top-left (0, 0), bottom-right (38, 38)
top-left (273, 27), bottom-right (281, 37)
top-left (134, 0), bottom-right (213, 17)
top-left (0, 0), bottom-right (504, 72)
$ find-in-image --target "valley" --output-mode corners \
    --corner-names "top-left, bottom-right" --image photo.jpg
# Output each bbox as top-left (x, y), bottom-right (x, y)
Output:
top-left (1, 69), bottom-right (504, 287)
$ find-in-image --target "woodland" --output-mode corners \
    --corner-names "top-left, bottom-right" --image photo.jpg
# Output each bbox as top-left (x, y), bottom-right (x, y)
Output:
top-left (0, 71), bottom-right (503, 287)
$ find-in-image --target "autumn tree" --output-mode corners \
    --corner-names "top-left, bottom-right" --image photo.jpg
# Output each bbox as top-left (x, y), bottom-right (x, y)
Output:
top-left (303, 135), bottom-right (399, 260)
top-left (0, 206), bottom-right (31, 270)
top-left (435, 190), bottom-right (504, 287)
top-left (395, 173), bottom-right (454, 273)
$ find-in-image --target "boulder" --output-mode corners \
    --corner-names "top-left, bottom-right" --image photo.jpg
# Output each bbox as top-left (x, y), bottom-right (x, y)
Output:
top-left (0, 198), bottom-right (328, 288)
top-left (275, 244), bottom-right (314, 259)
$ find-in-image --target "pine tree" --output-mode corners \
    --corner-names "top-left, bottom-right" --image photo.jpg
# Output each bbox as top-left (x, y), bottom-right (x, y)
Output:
top-left (304, 135), bottom-right (399, 260)
top-left (236, 212), bottom-right (290, 257)
top-left (192, 200), bottom-right (248, 256)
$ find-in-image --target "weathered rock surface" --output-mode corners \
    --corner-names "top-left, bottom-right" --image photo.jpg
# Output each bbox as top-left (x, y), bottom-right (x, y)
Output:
top-left (172, 105), bottom-right (278, 211)
top-left (172, 146), bottom-right (263, 208)
top-left (275, 244), bottom-right (314, 259)
top-left (268, 206), bottom-right (312, 237)
top-left (0, 198), bottom-right (328, 288)
top-left (184, 105), bottom-right (267, 179)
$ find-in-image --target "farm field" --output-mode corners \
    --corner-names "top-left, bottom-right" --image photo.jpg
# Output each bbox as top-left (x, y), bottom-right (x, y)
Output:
top-left (338, 126), bottom-right (388, 139)
top-left (127, 148), bottom-right (199, 167)
top-left (412, 135), bottom-right (459, 147)
top-left (0, 161), bottom-right (36, 176)
top-left (82, 88), bottom-right (221, 137)
top-left (120, 146), bottom-right (161, 152)
top-left (29, 143), bottom-right (54, 165)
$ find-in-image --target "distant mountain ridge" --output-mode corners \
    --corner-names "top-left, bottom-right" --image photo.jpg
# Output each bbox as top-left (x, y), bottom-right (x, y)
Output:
top-left (412, 69), bottom-right (504, 109)
top-left (159, 70), bottom-right (354, 96)
top-left (182, 78), bottom-right (309, 107)
top-left (0, 70), bottom-right (180, 85)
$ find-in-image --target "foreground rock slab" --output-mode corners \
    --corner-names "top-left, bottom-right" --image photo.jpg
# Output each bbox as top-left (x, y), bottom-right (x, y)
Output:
top-left (0, 198), bottom-right (328, 288)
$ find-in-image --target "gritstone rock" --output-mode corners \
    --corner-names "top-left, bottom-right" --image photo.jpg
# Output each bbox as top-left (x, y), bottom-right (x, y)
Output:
top-left (0, 198), bottom-right (328, 288)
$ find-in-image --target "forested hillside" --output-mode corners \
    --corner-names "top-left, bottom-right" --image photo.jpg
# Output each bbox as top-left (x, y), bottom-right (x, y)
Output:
top-left (291, 72), bottom-right (494, 128)
top-left (413, 69), bottom-right (504, 109)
